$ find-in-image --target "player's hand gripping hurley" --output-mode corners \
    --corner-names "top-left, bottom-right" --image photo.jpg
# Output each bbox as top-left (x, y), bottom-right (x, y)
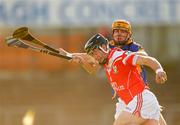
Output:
top-left (5, 36), bottom-right (72, 59)
top-left (5, 27), bottom-right (72, 60)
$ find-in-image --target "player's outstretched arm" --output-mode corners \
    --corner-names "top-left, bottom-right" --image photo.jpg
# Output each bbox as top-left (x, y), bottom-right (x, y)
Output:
top-left (135, 55), bottom-right (167, 84)
top-left (59, 49), bottom-right (99, 74)
top-left (69, 53), bottom-right (99, 74)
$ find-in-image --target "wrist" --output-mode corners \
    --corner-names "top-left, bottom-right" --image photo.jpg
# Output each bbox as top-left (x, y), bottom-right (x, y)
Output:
top-left (66, 53), bottom-right (72, 58)
top-left (155, 68), bottom-right (164, 74)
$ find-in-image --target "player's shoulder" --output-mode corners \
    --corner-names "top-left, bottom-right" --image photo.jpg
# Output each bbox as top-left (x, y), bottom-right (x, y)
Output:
top-left (128, 42), bottom-right (144, 51)
top-left (129, 42), bottom-right (143, 48)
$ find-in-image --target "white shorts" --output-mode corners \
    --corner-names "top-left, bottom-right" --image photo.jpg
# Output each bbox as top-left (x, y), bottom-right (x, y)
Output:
top-left (114, 89), bottom-right (160, 121)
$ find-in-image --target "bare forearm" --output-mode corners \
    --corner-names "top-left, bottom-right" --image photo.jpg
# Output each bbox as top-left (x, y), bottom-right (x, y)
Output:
top-left (136, 55), bottom-right (167, 84)
top-left (136, 55), bottom-right (163, 72)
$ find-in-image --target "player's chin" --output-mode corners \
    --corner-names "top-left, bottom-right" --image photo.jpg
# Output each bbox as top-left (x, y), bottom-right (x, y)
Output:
top-left (114, 40), bottom-right (126, 45)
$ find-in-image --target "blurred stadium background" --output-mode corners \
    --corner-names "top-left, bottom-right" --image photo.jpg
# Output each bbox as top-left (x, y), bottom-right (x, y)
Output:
top-left (0, 0), bottom-right (180, 125)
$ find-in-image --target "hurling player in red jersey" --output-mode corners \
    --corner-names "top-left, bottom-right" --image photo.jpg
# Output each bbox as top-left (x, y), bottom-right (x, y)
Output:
top-left (82, 34), bottom-right (167, 125)
top-left (110, 19), bottom-right (167, 125)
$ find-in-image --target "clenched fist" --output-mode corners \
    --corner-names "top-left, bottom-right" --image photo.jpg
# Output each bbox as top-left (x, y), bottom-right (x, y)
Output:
top-left (57, 48), bottom-right (99, 74)
top-left (71, 53), bottom-right (99, 74)
top-left (155, 69), bottom-right (167, 84)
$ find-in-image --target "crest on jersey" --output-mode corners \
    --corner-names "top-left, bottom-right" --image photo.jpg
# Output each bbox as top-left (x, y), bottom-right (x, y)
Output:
top-left (125, 51), bottom-right (131, 55)
top-left (113, 66), bottom-right (118, 74)
top-left (107, 58), bottom-right (113, 68)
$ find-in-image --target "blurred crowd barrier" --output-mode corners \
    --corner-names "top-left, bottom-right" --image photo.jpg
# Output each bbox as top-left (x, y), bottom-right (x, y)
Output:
top-left (0, 0), bottom-right (180, 27)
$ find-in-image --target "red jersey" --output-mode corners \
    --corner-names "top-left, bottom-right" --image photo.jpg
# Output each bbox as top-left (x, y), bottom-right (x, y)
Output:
top-left (104, 48), bottom-right (145, 104)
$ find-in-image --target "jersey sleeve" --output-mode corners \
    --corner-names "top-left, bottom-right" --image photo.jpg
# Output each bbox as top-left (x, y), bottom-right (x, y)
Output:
top-left (122, 51), bottom-right (138, 66)
top-left (137, 43), bottom-right (143, 51)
